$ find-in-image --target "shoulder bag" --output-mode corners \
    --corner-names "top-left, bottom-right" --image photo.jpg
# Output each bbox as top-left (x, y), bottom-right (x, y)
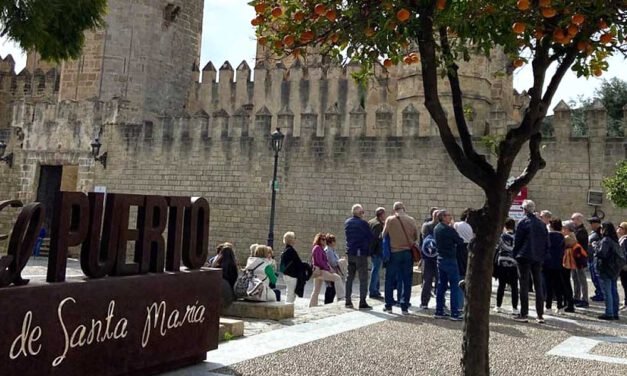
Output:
top-left (397, 215), bottom-right (421, 263)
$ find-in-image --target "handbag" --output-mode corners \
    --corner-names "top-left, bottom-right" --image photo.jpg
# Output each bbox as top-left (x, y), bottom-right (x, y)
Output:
top-left (397, 215), bottom-right (421, 263)
top-left (233, 261), bottom-right (265, 299)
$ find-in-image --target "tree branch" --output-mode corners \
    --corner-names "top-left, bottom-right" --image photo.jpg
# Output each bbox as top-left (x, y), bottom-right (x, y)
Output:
top-left (508, 132), bottom-right (546, 195)
top-left (417, 10), bottom-right (494, 190)
top-left (439, 27), bottom-right (495, 177)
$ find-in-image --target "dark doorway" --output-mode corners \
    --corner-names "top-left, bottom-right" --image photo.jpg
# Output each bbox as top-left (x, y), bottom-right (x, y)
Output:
top-left (36, 165), bottom-right (63, 233)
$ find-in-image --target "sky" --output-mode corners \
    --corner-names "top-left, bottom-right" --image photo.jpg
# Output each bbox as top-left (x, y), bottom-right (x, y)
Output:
top-left (1, 0), bottom-right (625, 111)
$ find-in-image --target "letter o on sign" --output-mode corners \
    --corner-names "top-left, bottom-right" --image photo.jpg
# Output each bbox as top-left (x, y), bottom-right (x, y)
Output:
top-left (182, 198), bottom-right (210, 269)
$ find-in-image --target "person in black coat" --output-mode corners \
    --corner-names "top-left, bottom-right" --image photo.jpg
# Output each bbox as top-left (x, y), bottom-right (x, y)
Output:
top-left (211, 244), bottom-right (239, 288)
top-left (512, 200), bottom-right (549, 323)
top-left (280, 231), bottom-right (310, 303)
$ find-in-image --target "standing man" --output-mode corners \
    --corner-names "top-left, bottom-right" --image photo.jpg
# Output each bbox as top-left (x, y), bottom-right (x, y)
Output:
top-left (368, 207), bottom-right (386, 299)
top-left (588, 216), bottom-right (604, 302)
top-left (570, 213), bottom-right (591, 307)
top-left (344, 204), bottom-right (374, 309)
top-left (513, 200), bottom-right (549, 323)
top-left (434, 210), bottom-right (465, 321)
top-left (382, 202), bottom-right (418, 315)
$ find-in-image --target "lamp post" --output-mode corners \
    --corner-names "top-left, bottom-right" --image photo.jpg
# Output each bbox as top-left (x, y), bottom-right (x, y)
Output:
top-left (0, 140), bottom-right (13, 168)
top-left (90, 138), bottom-right (108, 168)
top-left (267, 128), bottom-right (285, 248)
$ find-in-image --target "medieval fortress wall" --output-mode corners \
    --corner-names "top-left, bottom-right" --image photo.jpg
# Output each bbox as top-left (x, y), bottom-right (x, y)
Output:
top-left (0, 0), bottom-right (625, 259)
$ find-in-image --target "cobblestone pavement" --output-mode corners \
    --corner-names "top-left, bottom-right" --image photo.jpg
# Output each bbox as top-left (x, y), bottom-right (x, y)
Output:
top-left (22, 259), bottom-right (627, 375)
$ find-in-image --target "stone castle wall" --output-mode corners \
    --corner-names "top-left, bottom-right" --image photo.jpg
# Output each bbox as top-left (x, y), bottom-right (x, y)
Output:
top-left (1, 96), bottom-right (624, 260)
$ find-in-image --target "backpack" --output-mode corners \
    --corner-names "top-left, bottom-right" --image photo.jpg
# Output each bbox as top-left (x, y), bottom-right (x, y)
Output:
top-left (233, 261), bottom-right (266, 299)
top-left (421, 234), bottom-right (438, 258)
top-left (496, 232), bottom-right (517, 268)
top-left (562, 247), bottom-right (577, 270)
top-left (608, 242), bottom-right (627, 278)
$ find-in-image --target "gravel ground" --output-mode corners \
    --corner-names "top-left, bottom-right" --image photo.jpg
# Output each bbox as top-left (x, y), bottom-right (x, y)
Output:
top-left (216, 312), bottom-right (627, 376)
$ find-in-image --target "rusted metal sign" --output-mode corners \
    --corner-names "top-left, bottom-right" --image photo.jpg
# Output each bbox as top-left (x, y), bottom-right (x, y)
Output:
top-left (0, 192), bottom-right (220, 375)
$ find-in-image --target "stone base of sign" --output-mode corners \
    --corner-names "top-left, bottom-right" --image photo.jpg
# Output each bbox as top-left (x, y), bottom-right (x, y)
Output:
top-left (223, 301), bottom-right (294, 320)
top-left (0, 270), bottom-right (221, 376)
top-left (413, 267), bottom-right (423, 286)
top-left (219, 318), bottom-right (244, 340)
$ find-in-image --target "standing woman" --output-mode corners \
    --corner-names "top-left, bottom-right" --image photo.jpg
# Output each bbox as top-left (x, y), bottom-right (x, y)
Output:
top-left (280, 231), bottom-right (308, 303)
top-left (596, 222), bottom-right (623, 320)
top-left (544, 220), bottom-right (572, 313)
top-left (618, 222), bottom-right (627, 311)
top-left (309, 233), bottom-right (345, 307)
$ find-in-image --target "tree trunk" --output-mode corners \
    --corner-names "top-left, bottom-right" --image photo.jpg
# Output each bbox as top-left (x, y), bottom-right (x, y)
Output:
top-left (461, 193), bottom-right (509, 376)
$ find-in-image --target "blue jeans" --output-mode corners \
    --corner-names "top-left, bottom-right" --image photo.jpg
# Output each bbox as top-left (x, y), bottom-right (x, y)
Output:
top-left (369, 254), bottom-right (383, 297)
top-left (385, 250), bottom-right (413, 310)
top-left (589, 260), bottom-right (604, 298)
top-left (436, 258), bottom-right (461, 317)
top-left (600, 277), bottom-right (619, 317)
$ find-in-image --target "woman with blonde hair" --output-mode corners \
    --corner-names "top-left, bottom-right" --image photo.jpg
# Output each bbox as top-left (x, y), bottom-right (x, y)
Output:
top-left (279, 231), bottom-right (309, 303)
top-left (243, 244), bottom-right (279, 302)
top-left (309, 233), bottom-right (345, 307)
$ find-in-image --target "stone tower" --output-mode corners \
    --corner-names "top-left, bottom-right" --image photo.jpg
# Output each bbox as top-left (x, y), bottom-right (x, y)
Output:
top-left (58, 0), bottom-right (204, 118)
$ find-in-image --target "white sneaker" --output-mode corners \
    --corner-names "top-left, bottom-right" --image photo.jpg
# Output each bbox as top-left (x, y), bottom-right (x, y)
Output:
top-left (553, 308), bottom-right (563, 315)
top-left (511, 308), bottom-right (520, 315)
top-left (493, 306), bottom-right (502, 313)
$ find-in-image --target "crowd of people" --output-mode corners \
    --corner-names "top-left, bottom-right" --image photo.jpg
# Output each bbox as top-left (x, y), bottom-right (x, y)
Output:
top-left (208, 200), bottom-right (627, 323)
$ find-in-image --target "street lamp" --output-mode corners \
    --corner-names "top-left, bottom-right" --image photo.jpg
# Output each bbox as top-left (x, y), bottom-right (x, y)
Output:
top-left (91, 138), bottom-right (108, 169)
top-left (0, 140), bottom-right (13, 168)
top-left (267, 128), bottom-right (285, 248)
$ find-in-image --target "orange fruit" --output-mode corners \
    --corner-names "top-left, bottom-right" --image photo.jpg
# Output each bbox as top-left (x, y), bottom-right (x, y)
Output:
top-left (576, 40), bottom-right (588, 51)
top-left (314, 4), bottom-right (326, 16)
top-left (516, 0), bottom-right (530, 11)
top-left (403, 56), bottom-right (412, 64)
top-left (383, 59), bottom-right (393, 68)
top-left (254, 2), bottom-right (266, 14)
top-left (513, 59), bottom-right (524, 68)
top-left (258, 36), bottom-right (267, 46)
top-left (567, 24), bottom-right (579, 37)
top-left (329, 33), bottom-right (339, 43)
top-left (534, 29), bottom-right (545, 39)
top-left (598, 20), bottom-right (608, 29)
top-left (410, 53), bottom-right (419, 63)
top-left (600, 33), bottom-right (613, 44)
top-left (593, 68), bottom-right (602, 77)
top-left (251, 16), bottom-right (263, 26)
top-left (293, 11), bottom-right (305, 22)
top-left (283, 35), bottom-right (295, 46)
top-left (365, 27), bottom-right (376, 37)
top-left (571, 14), bottom-right (584, 26)
top-left (485, 5), bottom-right (494, 14)
top-left (552, 28), bottom-right (565, 41)
top-left (436, 0), bottom-right (447, 10)
top-left (326, 9), bottom-right (337, 22)
top-left (387, 21), bottom-right (397, 30)
top-left (274, 40), bottom-right (283, 49)
top-left (512, 22), bottom-right (526, 34)
top-left (397, 9), bottom-right (410, 22)
top-left (300, 30), bottom-right (314, 43)
top-left (271, 7), bottom-right (282, 17)
top-left (539, 0), bottom-right (551, 7)
top-left (541, 7), bottom-right (557, 18)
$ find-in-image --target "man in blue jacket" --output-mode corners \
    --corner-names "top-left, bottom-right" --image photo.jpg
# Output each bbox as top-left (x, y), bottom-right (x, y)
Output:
top-left (512, 200), bottom-right (549, 323)
top-left (344, 204), bottom-right (374, 309)
top-left (433, 210), bottom-right (465, 321)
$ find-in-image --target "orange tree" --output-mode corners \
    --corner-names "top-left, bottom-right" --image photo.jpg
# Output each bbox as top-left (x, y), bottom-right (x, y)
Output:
top-left (250, 1), bottom-right (626, 374)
